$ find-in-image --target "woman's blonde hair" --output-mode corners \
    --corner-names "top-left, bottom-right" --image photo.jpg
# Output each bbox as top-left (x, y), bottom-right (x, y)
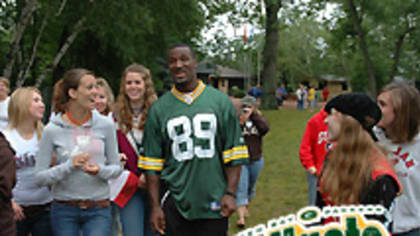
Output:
top-left (8, 87), bottom-right (44, 139)
top-left (321, 114), bottom-right (384, 204)
top-left (115, 63), bottom-right (157, 133)
top-left (96, 77), bottom-right (115, 116)
top-left (379, 82), bottom-right (420, 144)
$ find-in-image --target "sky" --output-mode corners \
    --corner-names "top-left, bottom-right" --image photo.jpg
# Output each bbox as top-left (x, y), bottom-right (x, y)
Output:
top-left (201, 0), bottom-right (337, 43)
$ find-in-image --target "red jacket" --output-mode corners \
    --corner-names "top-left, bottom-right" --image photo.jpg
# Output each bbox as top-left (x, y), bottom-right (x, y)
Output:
top-left (299, 109), bottom-right (329, 176)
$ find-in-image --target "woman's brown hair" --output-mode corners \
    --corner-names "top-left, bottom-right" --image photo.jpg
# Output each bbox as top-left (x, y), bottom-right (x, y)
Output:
top-left (379, 82), bottom-right (420, 144)
top-left (115, 63), bottom-right (157, 133)
top-left (321, 114), bottom-right (385, 204)
top-left (53, 68), bottom-right (94, 114)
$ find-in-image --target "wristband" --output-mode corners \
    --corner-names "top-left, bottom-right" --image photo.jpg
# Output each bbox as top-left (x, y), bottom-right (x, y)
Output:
top-left (225, 191), bottom-right (236, 199)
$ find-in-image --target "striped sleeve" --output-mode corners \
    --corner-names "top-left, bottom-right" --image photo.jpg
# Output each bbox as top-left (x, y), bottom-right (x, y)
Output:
top-left (138, 155), bottom-right (165, 172)
top-left (139, 104), bottom-right (165, 175)
top-left (223, 145), bottom-right (248, 164)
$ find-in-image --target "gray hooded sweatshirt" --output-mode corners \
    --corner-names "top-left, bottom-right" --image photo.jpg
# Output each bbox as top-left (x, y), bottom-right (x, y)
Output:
top-left (35, 110), bottom-right (122, 201)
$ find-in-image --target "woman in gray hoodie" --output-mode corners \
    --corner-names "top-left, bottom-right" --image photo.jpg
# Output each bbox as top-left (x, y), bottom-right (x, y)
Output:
top-left (35, 68), bottom-right (122, 236)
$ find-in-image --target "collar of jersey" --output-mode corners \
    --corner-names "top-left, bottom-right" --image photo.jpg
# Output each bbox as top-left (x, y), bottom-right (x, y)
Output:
top-left (171, 80), bottom-right (206, 105)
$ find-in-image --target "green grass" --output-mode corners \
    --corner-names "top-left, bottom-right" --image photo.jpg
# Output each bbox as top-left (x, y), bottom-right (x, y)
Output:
top-left (228, 107), bottom-right (320, 235)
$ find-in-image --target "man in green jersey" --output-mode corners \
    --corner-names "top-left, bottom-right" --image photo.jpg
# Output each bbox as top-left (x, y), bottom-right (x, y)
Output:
top-left (139, 43), bottom-right (248, 236)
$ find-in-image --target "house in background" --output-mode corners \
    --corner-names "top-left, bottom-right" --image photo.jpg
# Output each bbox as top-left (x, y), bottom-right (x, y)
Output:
top-left (317, 74), bottom-right (351, 98)
top-left (196, 61), bottom-right (248, 93)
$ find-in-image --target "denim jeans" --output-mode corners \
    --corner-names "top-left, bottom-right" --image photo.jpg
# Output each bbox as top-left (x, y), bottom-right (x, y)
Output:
top-left (118, 188), bottom-right (154, 236)
top-left (297, 99), bottom-right (304, 110)
top-left (50, 201), bottom-right (111, 236)
top-left (236, 158), bottom-right (264, 206)
top-left (306, 171), bottom-right (318, 206)
top-left (110, 203), bottom-right (121, 236)
top-left (17, 207), bottom-right (52, 236)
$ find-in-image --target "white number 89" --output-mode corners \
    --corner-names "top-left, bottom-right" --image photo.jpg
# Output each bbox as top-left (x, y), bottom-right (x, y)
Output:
top-left (167, 114), bottom-right (216, 162)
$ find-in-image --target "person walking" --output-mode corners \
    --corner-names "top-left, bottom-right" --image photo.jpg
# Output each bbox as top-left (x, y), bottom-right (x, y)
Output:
top-left (318, 93), bottom-right (402, 228)
top-left (140, 43), bottom-right (248, 236)
top-left (299, 108), bottom-right (329, 206)
top-left (235, 95), bottom-right (269, 228)
top-left (113, 63), bottom-right (157, 236)
top-left (4, 87), bottom-right (53, 236)
top-left (375, 82), bottom-right (420, 236)
top-left (34, 68), bottom-right (122, 236)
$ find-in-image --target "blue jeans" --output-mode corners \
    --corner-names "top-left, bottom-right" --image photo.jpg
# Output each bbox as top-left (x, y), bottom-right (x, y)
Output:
top-left (297, 99), bottom-right (304, 110)
top-left (50, 201), bottom-right (111, 236)
top-left (236, 158), bottom-right (264, 206)
top-left (118, 189), bottom-right (154, 236)
top-left (17, 206), bottom-right (52, 236)
top-left (110, 203), bottom-right (121, 236)
top-left (306, 171), bottom-right (318, 206)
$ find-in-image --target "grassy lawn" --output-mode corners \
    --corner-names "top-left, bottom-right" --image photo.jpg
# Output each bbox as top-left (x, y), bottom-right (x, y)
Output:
top-left (228, 107), bottom-right (320, 235)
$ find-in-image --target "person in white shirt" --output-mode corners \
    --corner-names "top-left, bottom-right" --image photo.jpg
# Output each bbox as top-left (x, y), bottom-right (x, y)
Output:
top-left (4, 87), bottom-right (52, 236)
top-left (0, 77), bottom-right (11, 130)
top-left (95, 77), bottom-right (122, 236)
top-left (375, 82), bottom-right (420, 236)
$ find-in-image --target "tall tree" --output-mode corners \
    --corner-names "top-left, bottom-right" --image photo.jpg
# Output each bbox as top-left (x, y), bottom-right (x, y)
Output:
top-left (261, 0), bottom-right (282, 109)
top-left (346, 0), bottom-right (377, 96)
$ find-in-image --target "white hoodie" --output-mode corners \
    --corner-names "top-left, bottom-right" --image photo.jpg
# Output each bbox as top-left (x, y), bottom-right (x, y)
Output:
top-left (374, 127), bottom-right (420, 233)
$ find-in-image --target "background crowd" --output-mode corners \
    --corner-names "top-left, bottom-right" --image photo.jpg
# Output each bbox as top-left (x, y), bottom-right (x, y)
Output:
top-left (2, 43), bottom-right (420, 236)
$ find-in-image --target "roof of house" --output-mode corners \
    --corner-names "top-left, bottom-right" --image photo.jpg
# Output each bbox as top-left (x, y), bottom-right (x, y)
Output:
top-left (320, 74), bottom-right (348, 82)
top-left (196, 61), bottom-right (246, 79)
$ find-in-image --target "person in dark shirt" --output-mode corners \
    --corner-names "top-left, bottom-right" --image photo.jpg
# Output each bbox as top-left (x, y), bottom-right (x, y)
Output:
top-left (0, 132), bottom-right (17, 236)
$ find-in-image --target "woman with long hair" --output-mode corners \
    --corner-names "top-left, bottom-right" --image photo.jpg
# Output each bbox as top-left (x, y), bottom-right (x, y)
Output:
top-left (114, 63), bottom-right (157, 236)
top-left (4, 87), bottom-right (52, 236)
top-left (318, 93), bottom-right (402, 227)
top-left (34, 68), bottom-right (122, 236)
top-left (375, 82), bottom-right (420, 236)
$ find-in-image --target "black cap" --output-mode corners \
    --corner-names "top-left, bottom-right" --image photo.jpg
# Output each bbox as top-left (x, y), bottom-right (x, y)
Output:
top-left (325, 93), bottom-right (382, 139)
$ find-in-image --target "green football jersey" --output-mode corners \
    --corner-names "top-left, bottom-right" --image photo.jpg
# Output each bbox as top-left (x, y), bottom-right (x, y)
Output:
top-left (139, 81), bottom-right (248, 220)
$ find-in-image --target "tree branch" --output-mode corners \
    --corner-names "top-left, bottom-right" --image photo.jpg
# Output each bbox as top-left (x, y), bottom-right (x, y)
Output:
top-left (35, 16), bottom-right (86, 87)
top-left (390, 26), bottom-right (415, 80)
top-left (16, 14), bottom-right (49, 87)
top-left (3, 0), bottom-right (37, 79)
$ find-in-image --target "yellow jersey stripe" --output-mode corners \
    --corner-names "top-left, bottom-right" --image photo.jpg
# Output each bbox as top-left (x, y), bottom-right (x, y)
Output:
top-left (138, 155), bottom-right (165, 163)
top-left (138, 163), bottom-right (163, 171)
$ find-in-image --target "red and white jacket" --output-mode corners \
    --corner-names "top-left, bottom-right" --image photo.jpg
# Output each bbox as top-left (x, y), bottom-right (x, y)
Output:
top-left (299, 109), bottom-right (329, 176)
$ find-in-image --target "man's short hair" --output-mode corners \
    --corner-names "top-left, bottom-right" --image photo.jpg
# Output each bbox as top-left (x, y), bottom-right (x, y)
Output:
top-left (168, 43), bottom-right (196, 59)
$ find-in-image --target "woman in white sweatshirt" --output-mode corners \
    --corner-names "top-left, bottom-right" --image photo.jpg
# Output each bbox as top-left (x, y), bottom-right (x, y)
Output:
top-left (4, 87), bottom-right (52, 236)
top-left (375, 82), bottom-right (420, 236)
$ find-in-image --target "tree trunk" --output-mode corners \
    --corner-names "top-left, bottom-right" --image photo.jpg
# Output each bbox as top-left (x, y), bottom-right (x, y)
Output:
top-left (35, 17), bottom-right (86, 87)
top-left (390, 27), bottom-right (414, 81)
top-left (16, 14), bottom-right (49, 87)
top-left (261, 0), bottom-right (282, 109)
top-left (347, 0), bottom-right (377, 96)
top-left (3, 0), bottom-right (37, 79)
